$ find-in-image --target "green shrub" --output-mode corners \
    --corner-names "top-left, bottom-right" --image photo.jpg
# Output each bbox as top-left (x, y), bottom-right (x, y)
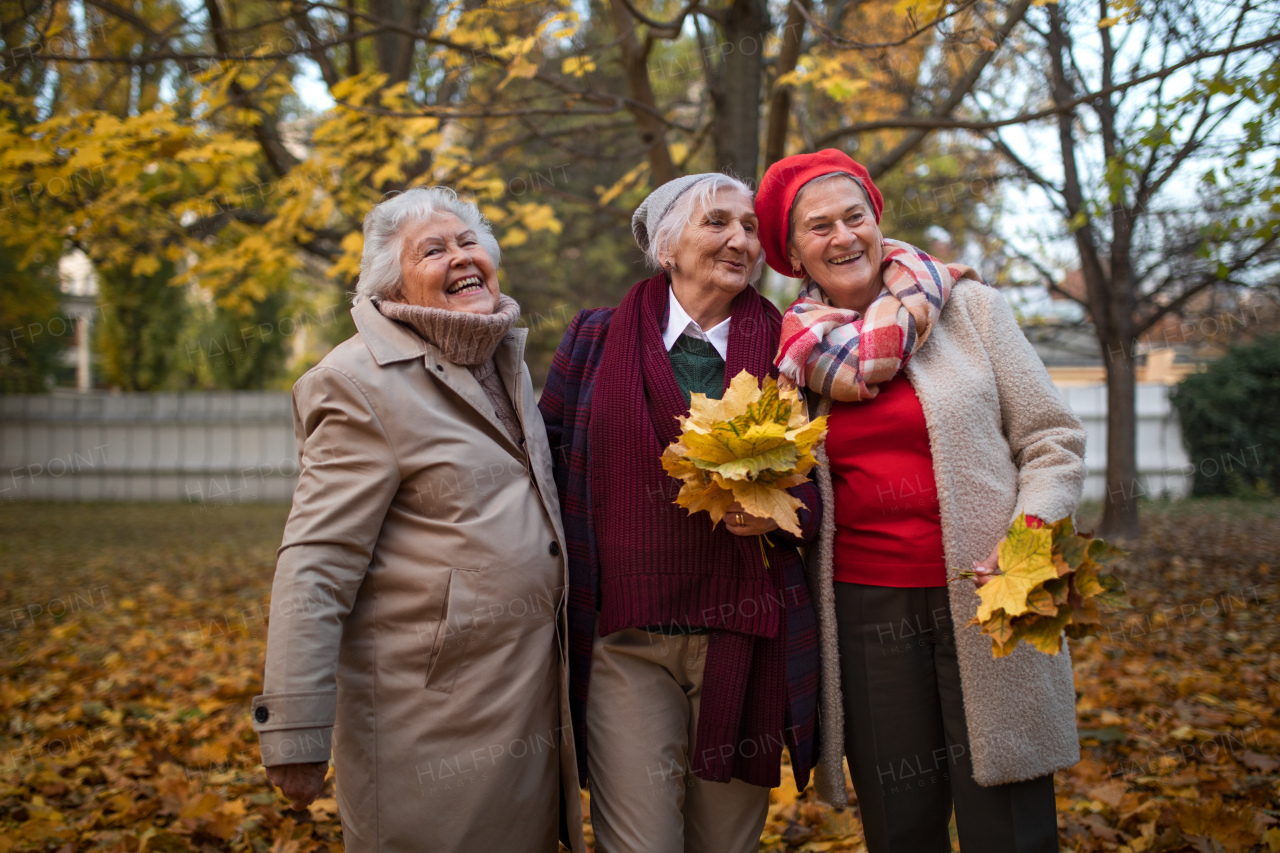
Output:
top-left (0, 245), bottom-right (66, 392)
top-left (1169, 335), bottom-right (1280, 497)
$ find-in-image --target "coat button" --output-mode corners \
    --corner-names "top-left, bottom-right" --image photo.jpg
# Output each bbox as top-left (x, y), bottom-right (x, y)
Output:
top-left (254, 706), bottom-right (269, 723)
top-left (549, 541), bottom-right (561, 557)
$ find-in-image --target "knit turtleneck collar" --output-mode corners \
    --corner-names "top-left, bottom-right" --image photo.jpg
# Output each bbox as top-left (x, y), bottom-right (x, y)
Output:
top-left (375, 294), bottom-right (521, 366)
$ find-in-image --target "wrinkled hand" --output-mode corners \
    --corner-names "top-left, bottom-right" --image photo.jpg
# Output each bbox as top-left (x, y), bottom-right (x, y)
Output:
top-left (724, 502), bottom-right (779, 537)
top-left (265, 761), bottom-right (328, 810)
top-left (972, 542), bottom-right (1001, 588)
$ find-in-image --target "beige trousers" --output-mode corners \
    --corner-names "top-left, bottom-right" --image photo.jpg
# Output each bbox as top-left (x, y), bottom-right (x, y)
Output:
top-left (586, 623), bottom-right (770, 853)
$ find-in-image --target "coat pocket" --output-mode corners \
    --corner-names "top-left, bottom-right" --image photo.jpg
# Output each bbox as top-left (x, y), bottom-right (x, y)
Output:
top-left (424, 567), bottom-right (483, 694)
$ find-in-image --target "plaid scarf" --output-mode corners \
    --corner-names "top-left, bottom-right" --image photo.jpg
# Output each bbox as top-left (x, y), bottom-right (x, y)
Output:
top-left (775, 238), bottom-right (982, 401)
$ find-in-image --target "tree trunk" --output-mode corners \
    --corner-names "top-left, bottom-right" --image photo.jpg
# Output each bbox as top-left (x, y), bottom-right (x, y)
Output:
top-left (368, 0), bottom-right (419, 84)
top-left (711, 0), bottom-right (768, 178)
top-left (1100, 326), bottom-right (1141, 540)
top-left (763, 0), bottom-right (809, 170)
top-left (1045, 3), bottom-right (1141, 540)
top-left (609, 0), bottom-right (677, 185)
top-left (1094, 0), bottom-right (1140, 540)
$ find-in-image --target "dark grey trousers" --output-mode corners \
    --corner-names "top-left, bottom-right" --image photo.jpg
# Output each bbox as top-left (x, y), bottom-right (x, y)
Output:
top-left (835, 583), bottom-right (1059, 853)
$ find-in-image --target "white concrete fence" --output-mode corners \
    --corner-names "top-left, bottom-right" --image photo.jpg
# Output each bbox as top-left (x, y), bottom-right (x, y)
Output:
top-left (1056, 384), bottom-right (1192, 502)
top-left (1, 392), bottom-right (299, 502)
top-left (2, 384), bottom-right (1193, 503)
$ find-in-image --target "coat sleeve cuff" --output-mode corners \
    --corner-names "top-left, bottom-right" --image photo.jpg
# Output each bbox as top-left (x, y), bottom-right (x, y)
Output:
top-left (258, 727), bottom-right (332, 767)
top-left (250, 690), bottom-right (337, 732)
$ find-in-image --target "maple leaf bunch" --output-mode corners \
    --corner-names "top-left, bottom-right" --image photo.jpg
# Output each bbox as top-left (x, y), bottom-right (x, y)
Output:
top-left (968, 514), bottom-right (1131, 658)
top-left (660, 370), bottom-right (828, 536)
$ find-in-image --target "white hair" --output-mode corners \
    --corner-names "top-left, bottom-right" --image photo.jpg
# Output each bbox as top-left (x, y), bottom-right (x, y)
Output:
top-left (645, 174), bottom-right (766, 285)
top-left (353, 186), bottom-right (501, 303)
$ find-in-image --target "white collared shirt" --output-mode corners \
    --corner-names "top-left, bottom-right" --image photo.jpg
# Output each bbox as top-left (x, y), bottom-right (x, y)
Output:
top-left (662, 287), bottom-right (730, 361)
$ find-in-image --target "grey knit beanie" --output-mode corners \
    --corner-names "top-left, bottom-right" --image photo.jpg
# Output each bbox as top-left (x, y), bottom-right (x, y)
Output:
top-left (631, 173), bottom-right (720, 252)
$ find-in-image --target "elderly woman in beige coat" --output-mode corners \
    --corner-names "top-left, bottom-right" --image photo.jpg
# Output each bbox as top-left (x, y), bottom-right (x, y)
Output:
top-left (250, 187), bottom-right (583, 853)
top-left (756, 151), bottom-right (1086, 853)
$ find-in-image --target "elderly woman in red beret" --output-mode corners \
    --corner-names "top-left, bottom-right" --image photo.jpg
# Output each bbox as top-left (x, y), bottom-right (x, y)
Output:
top-left (755, 150), bottom-right (1087, 853)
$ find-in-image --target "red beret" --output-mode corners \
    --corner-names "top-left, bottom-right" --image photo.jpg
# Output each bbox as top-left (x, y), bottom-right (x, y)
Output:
top-left (755, 149), bottom-right (884, 278)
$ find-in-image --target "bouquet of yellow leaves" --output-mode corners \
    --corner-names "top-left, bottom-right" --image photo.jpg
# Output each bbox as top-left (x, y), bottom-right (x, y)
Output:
top-left (660, 370), bottom-right (828, 537)
top-left (964, 514), bottom-right (1130, 658)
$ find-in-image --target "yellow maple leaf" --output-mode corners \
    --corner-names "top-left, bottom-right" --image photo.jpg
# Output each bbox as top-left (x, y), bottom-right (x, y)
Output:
top-left (1017, 606), bottom-right (1074, 655)
top-left (1025, 585), bottom-right (1059, 617)
top-left (561, 56), bottom-right (596, 76)
top-left (683, 422), bottom-right (793, 476)
top-left (725, 478), bottom-right (806, 536)
top-left (131, 255), bottom-right (161, 277)
top-left (981, 608), bottom-right (1016, 645)
top-left (893, 0), bottom-right (946, 19)
top-left (499, 54), bottom-right (539, 89)
top-left (975, 515), bottom-right (1058, 622)
top-left (684, 371), bottom-right (763, 429)
top-left (513, 202), bottom-right (562, 234)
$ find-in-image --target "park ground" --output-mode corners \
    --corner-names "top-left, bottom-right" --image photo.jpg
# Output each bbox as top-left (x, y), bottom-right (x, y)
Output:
top-left (1, 499), bottom-right (1278, 852)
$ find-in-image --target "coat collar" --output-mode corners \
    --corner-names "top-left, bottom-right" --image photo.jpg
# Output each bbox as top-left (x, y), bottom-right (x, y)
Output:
top-left (352, 299), bottom-right (529, 459)
top-left (352, 298), bottom-right (430, 365)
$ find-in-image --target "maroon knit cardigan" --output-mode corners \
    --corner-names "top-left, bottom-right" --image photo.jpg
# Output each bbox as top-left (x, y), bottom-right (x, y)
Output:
top-left (589, 273), bottom-right (791, 784)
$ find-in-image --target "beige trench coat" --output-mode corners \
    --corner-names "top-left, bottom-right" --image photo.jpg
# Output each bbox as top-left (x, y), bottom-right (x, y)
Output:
top-left (251, 299), bottom-right (585, 853)
top-left (806, 281), bottom-right (1087, 805)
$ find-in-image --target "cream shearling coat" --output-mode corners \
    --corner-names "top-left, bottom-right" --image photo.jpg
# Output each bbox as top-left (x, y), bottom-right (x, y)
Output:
top-left (806, 280), bottom-right (1087, 806)
top-left (251, 300), bottom-right (585, 853)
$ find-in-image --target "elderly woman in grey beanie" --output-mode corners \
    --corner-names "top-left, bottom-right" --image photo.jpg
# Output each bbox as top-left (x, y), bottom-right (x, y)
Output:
top-left (251, 186), bottom-right (583, 853)
top-left (539, 173), bottom-right (822, 853)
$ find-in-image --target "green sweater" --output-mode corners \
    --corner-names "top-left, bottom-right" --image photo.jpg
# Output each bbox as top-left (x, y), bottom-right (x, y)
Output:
top-left (668, 334), bottom-right (725, 404)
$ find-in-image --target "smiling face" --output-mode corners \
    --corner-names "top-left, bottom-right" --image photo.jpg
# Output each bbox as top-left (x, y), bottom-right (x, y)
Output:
top-left (395, 214), bottom-right (500, 314)
top-left (661, 186), bottom-right (761, 300)
top-left (787, 175), bottom-right (884, 315)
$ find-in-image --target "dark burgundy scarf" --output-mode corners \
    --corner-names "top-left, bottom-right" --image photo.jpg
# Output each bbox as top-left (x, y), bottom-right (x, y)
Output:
top-left (589, 272), bottom-right (790, 784)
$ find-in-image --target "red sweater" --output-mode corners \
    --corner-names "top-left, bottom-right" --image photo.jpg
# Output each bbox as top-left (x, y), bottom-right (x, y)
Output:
top-left (827, 373), bottom-right (947, 587)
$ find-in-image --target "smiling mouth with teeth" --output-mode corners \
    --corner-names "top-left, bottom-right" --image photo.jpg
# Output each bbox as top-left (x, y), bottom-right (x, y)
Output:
top-left (445, 275), bottom-right (485, 295)
top-left (830, 251), bottom-right (864, 265)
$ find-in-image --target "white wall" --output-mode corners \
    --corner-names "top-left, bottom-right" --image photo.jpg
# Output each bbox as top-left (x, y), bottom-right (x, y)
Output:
top-left (1056, 384), bottom-right (1191, 502)
top-left (0, 392), bottom-right (298, 502)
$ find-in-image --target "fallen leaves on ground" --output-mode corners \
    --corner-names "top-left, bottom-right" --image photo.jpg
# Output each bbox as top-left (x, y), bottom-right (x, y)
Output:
top-left (761, 500), bottom-right (1280, 853)
top-left (0, 503), bottom-right (340, 853)
top-left (2, 499), bottom-right (1278, 852)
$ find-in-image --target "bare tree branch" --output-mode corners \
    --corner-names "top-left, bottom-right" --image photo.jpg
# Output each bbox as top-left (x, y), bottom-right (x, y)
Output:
top-left (794, 0), bottom-right (982, 50)
top-left (867, 0), bottom-right (1033, 179)
top-left (1006, 244), bottom-right (1090, 309)
top-left (1133, 234), bottom-right (1280, 336)
top-left (815, 30), bottom-right (1280, 144)
top-left (614, 0), bottom-right (701, 36)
